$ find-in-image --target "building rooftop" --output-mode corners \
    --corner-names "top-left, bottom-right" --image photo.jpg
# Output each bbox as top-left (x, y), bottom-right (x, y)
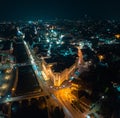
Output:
top-left (45, 54), bottom-right (77, 72)
top-left (0, 40), bottom-right (11, 51)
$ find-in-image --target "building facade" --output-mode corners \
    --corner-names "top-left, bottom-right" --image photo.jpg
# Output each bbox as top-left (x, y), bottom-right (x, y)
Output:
top-left (41, 47), bottom-right (83, 86)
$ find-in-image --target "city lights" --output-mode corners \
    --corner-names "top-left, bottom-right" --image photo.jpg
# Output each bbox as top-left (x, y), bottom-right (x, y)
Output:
top-left (0, 19), bottom-right (120, 118)
top-left (4, 75), bottom-right (10, 80)
top-left (1, 84), bottom-right (8, 89)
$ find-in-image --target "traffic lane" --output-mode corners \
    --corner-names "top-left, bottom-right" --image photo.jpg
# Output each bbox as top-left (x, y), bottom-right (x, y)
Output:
top-left (55, 92), bottom-right (85, 118)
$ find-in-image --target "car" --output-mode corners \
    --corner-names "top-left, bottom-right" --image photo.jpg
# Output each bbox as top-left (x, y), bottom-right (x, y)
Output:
top-left (50, 86), bottom-right (53, 88)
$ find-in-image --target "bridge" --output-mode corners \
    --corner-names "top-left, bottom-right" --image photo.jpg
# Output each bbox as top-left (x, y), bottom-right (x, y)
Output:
top-left (1, 91), bottom-right (48, 104)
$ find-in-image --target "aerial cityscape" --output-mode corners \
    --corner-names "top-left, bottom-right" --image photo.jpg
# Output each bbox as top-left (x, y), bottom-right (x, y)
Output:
top-left (0, 0), bottom-right (120, 118)
top-left (0, 19), bottom-right (120, 118)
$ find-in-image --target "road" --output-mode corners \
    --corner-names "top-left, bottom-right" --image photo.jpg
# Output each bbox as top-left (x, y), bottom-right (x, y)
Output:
top-left (0, 35), bottom-right (88, 117)
top-left (55, 88), bottom-right (86, 118)
top-left (0, 38), bottom-right (87, 118)
top-left (23, 40), bottom-right (76, 117)
top-left (21, 39), bottom-right (87, 118)
top-left (1, 91), bottom-right (47, 103)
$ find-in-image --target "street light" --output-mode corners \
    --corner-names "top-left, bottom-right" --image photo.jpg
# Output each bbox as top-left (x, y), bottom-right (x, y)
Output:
top-left (4, 75), bottom-right (10, 80)
top-left (12, 88), bottom-right (15, 91)
top-left (5, 68), bottom-right (12, 74)
top-left (1, 84), bottom-right (8, 89)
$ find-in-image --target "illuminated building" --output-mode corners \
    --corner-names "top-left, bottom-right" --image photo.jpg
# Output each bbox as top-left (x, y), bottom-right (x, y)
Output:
top-left (41, 47), bottom-right (83, 86)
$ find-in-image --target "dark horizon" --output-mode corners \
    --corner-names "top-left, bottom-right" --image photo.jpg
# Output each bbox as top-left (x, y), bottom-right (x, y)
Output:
top-left (0, 0), bottom-right (120, 21)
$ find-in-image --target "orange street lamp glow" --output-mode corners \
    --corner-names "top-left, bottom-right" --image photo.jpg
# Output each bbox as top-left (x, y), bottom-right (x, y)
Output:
top-left (12, 88), bottom-right (15, 91)
top-left (115, 34), bottom-right (120, 39)
top-left (98, 55), bottom-right (104, 61)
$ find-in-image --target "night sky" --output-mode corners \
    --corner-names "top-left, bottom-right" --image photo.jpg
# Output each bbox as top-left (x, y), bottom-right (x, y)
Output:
top-left (0, 0), bottom-right (120, 21)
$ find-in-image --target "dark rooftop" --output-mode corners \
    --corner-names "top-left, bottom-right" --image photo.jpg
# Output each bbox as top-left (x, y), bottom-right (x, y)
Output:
top-left (45, 54), bottom-right (77, 72)
top-left (13, 43), bottom-right (30, 63)
top-left (0, 40), bottom-right (11, 51)
top-left (16, 65), bottom-right (40, 95)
